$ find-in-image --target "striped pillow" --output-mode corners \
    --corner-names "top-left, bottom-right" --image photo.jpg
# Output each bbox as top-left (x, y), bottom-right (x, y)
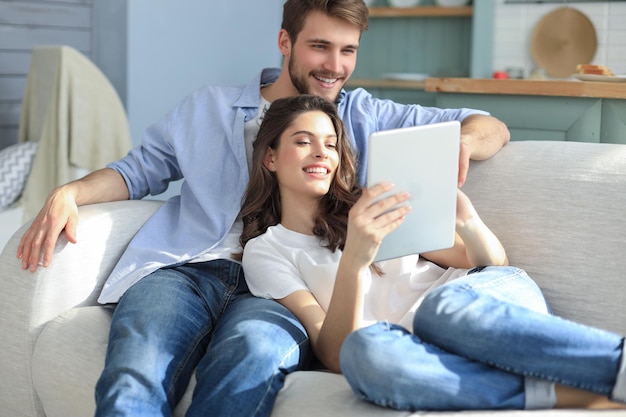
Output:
top-left (0, 141), bottom-right (39, 209)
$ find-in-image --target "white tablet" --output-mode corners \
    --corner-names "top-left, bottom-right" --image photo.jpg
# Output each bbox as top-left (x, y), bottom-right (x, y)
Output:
top-left (366, 121), bottom-right (460, 262)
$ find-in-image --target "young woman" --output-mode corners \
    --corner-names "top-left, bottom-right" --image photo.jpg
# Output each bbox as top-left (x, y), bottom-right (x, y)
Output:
top-left (239, 94), bottom-right (626, 412)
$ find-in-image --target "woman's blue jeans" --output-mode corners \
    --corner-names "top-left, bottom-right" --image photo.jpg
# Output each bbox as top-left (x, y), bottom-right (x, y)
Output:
top-left (95, 259), bottom-right (310, 417)
top-left (340, 266), bottom-right (626, 411)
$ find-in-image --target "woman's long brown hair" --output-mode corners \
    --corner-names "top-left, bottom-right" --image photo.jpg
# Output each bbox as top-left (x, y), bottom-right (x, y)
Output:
top-left (239, 95), bottom-right (361, 253)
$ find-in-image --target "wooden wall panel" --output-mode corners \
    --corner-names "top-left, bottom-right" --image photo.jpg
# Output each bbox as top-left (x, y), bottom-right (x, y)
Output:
top-left (0, 0), bottom-right (93, 150)
top-left (0, 52), bottom-right (31, 74)
top-left (0, 127), bottom-right (18, 149)
top-left (0, 77), bottom-right (26, 102)
top-left (352, 16), bottom-right (472, 81)
top-left (0, 2), bottom-right (90, 28)
top-left (0, 101), bottom-right (21, 148)
top-left (0, 26), bottom-right (91, 52)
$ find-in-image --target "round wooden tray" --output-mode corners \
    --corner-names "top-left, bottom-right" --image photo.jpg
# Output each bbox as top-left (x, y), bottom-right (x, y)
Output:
top-left (531, 7), bottom-right (597, 78)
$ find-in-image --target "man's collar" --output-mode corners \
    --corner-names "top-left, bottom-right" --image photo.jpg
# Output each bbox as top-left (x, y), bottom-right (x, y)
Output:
top-left (260, 68), bottom-right (281, 85)
top-left (336, 89), bottom-right (347, 105)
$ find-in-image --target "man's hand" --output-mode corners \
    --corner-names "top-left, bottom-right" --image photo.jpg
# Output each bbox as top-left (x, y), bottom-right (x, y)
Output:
top-left (16, 168), bottom-right (130, 272)
top-left (17, 187), bottom-right (79, 272)
top-left (458, 114), bottom-right (510, 187)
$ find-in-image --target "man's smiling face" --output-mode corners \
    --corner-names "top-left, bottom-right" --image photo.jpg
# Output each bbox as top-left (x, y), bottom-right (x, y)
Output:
top-left (286, 11), bottom-right (360, 102)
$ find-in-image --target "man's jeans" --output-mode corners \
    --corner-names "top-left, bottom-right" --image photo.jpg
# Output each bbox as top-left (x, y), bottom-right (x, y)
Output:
top-left (95, 259), bottom-right (310, 417)
top-left (340, 266), bottom-right (626, 411)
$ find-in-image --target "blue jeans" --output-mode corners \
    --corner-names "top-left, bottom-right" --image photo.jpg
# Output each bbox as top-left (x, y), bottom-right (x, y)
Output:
top-left (340, 266), bottom-right (626, 411)
top-left (95, 259), bottom-right (310, 417)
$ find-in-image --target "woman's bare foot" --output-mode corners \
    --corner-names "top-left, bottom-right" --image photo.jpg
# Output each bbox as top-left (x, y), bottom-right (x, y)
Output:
top-left (555, 384), bottom-right (626, 409)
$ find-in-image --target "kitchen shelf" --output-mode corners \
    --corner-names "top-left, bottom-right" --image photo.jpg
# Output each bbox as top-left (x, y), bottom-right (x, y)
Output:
top-left (368, 6), bottom-right (473, 18)
top-left (351, 4), bottom-right (480, 103)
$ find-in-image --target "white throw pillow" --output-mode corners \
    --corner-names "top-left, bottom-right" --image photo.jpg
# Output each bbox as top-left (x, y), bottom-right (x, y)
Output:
top-left (0, 141), bottom-right (39, 209)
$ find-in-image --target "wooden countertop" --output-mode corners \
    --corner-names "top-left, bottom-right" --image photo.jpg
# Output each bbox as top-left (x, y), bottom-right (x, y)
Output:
top-left (424, 78), bottom-right (626, 99)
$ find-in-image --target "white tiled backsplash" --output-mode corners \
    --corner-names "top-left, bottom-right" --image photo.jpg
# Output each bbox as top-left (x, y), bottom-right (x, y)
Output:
top-left (492, 0), bottom-right (626, 78)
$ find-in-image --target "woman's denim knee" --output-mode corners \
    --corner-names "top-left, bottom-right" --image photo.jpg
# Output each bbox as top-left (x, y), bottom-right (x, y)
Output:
top-left (341, 323), bottom-right (392, 394)
top-left (340, 323), bottom-right (419, 406)
top-left (412, 281), bottom-right (471, 337)
top-left (414, 266), bottom-right (548, 335)
top-left (340, 323), bottom-right (382, 380)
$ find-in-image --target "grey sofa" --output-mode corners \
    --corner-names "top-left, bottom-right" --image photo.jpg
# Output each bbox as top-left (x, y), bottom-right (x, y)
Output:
top-left (1, 140), bottom-right (626, 417)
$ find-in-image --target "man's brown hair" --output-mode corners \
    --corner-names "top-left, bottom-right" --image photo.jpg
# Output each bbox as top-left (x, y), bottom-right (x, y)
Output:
top-left (281, 0), bottom-right (369, 43)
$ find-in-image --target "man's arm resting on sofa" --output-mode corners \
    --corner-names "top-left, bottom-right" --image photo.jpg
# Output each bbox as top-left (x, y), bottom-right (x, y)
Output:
top-left (17, 168), bottom-right (129, 272)
top-left (458, 114), bottom-right (510, 187)
top-left (2, 200), bottom-right (162, 315)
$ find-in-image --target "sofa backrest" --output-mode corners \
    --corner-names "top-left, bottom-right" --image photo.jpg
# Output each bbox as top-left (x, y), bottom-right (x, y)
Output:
top-left (463, 140), bottom-right (626, 336)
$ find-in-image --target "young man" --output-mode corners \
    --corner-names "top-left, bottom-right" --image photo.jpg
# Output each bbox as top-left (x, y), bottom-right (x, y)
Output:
top-left (16, 0), bottom-right (509, 415)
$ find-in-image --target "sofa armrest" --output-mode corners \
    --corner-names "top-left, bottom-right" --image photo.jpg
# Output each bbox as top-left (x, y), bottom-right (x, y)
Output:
top-left (0, 199), bottom-right (162, 417)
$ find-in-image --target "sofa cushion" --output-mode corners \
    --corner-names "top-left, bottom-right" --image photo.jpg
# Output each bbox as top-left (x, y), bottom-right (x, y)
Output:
top-left (34, 306), bottom-right (402, 417)
top-left (32, 307), bottom-right (107, 417)
top-left (33, 305), bottom-right (626, 417)
top-left (32, 306), bottom-right (194, 417)
top-left (0, 141), bottom-right (38, 209)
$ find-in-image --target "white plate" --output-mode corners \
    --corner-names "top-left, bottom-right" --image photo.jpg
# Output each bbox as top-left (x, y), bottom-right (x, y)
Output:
top-left (388, 0), bottom-right (421, 7)
top-left (573, 74), bottom-right (626, 83)
top-left (382, 73), bottom-right (429, 81)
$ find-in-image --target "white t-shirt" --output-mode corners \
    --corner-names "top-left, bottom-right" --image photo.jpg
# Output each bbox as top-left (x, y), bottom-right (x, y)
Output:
top-left (242, 224), bottom-right (468, 331)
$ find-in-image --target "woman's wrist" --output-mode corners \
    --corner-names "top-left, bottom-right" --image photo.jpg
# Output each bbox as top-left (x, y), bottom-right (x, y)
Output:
top-left (456, 214), bottom-right (482, 232)
top-left (456, 216), bottom-right (507, 266)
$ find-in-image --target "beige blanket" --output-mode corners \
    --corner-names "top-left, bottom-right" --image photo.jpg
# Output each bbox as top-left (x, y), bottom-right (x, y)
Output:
top-left (18, 45), bottom-right (132, 221)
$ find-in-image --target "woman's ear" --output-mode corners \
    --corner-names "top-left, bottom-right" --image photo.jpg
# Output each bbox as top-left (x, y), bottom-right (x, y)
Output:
top-left (263, 148), bottom-right (276, 172)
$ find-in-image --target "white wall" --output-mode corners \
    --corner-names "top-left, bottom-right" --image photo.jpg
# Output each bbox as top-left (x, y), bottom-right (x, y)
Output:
top-left (95, 0), bottom-right (285, 199)
top-left (125, 0), bottom-right (284, 149)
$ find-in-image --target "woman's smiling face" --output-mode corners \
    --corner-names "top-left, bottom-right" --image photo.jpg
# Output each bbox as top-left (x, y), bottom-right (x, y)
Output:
top-left (263, 110), bottom-right (339, 203)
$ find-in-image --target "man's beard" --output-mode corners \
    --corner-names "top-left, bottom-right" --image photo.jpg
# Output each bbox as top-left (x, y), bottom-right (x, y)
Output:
top-left (288, 56), bottom-right (341, 103)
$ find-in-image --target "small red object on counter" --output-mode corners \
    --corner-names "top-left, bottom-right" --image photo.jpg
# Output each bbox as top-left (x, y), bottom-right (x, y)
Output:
top-left (492, 71), bottom-right (509, 79)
